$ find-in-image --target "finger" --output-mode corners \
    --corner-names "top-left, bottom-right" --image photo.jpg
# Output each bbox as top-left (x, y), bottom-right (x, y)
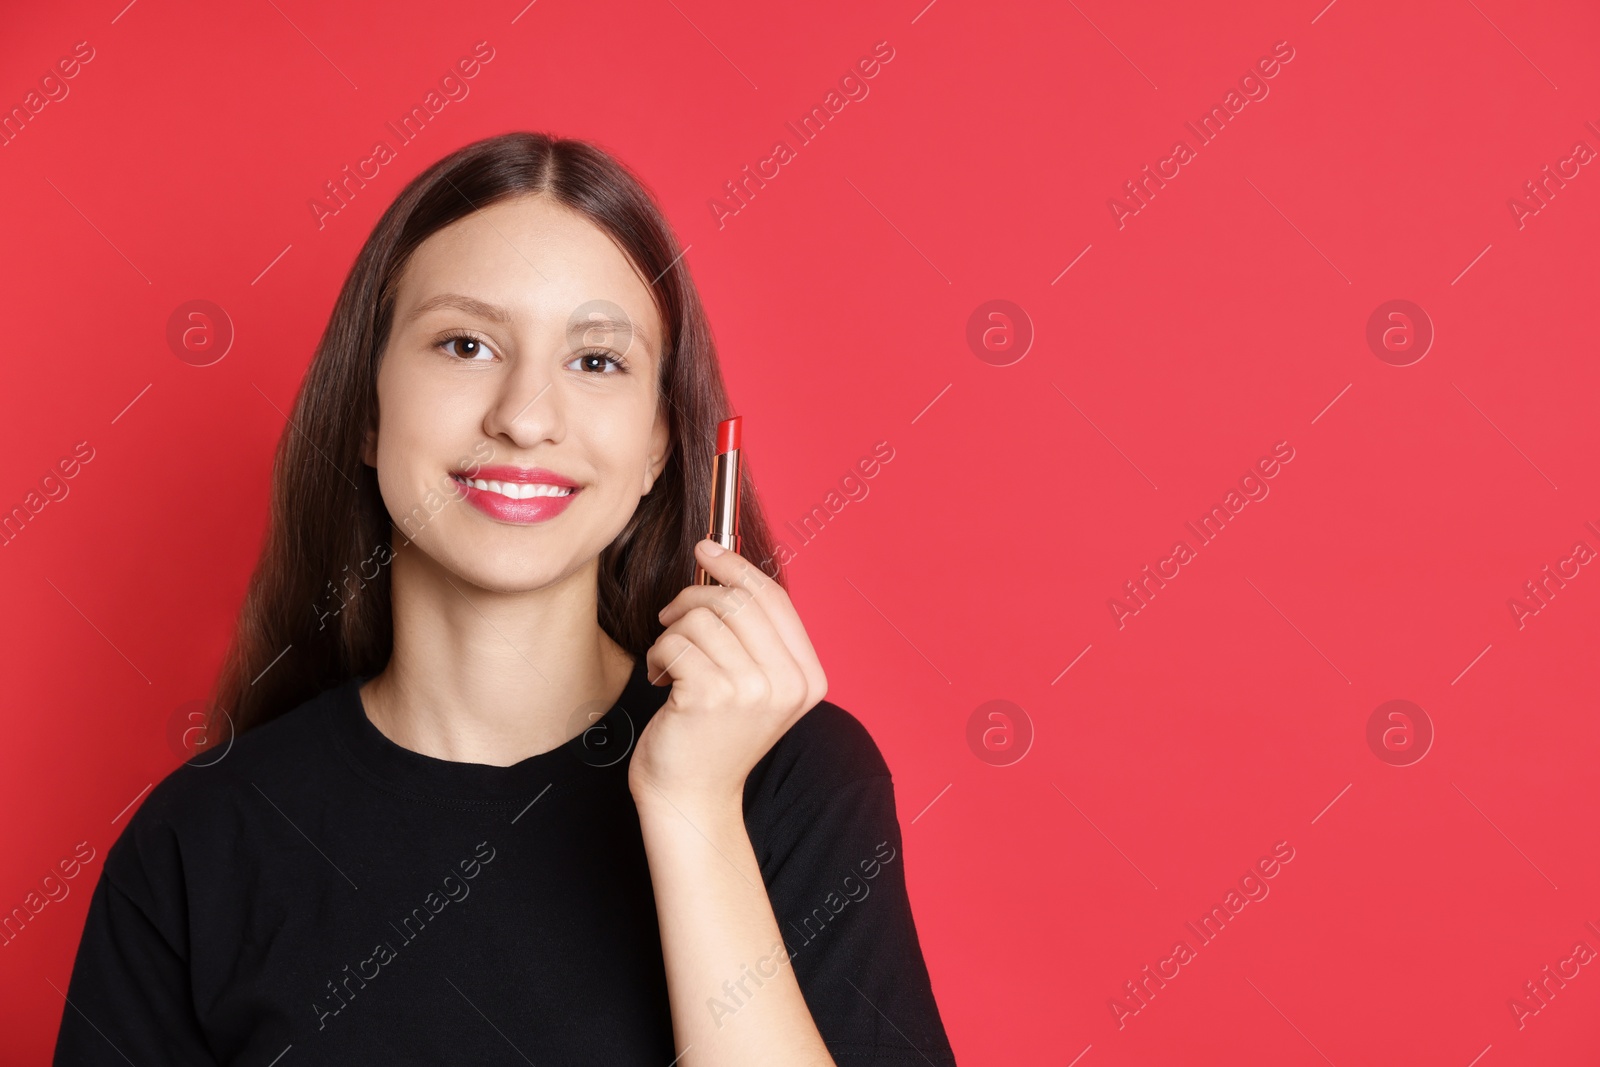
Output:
top-left (663, 606), bottom-right (812, 724)
top-left (692, 540), bottom-right (826, 699)
top-left (657, 542), bottom-right (771, 626)
top-left (647, 615), bottom-right (773, 720)
top-left (657, 580), bottom-right (758, 630)
top-left (645, 629), bottom-right (714, 688)
top-left (664, 585), bottom-right (805, 697)
top-left (675, 541), bottom-right (788, 634)
top-left (659, 579), bottom-right (775, 653)
top-left (665, 605), bottom-right (762, 679)
top-left (659, 543), bottom-right (784, 667)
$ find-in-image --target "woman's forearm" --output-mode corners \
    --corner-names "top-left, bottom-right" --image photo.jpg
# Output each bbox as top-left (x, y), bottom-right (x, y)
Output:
top-left (632, 785), bottom-right (837, 1067)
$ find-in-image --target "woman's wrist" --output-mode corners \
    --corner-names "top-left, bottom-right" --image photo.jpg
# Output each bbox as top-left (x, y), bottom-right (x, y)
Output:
top-left (630, 776), bottom-right (745, 832)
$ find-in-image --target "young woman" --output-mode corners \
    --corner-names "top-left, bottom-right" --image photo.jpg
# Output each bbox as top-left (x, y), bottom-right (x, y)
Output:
top-left (52, 132), bottom-right (956, 1066)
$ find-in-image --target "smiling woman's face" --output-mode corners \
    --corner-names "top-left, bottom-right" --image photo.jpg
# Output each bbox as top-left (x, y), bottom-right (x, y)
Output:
top-left (362, 193), bottom-right (671, 594)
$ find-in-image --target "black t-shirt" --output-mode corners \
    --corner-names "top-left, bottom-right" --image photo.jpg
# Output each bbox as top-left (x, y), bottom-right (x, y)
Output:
top-left (52, 658), bottom-right (958, 1065)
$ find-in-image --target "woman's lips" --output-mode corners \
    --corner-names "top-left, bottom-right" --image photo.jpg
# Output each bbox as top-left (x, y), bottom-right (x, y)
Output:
top-left (449, 473), bottom-right (580, 525)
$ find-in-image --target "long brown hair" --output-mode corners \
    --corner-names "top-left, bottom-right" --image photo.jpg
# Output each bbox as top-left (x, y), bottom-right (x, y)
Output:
top-left (208, 131), bottom-right (786, 738)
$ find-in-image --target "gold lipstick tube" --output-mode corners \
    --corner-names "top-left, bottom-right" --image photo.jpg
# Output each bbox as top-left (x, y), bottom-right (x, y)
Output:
top-left (696, 436), bottom-right (741, 585)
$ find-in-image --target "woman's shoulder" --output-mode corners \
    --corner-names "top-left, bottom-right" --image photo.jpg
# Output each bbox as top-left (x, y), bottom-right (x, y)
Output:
top-left (151, 677), bottom-right (354, 800)
top-left (744, 694), bottom-right (894, 821)
top-left (102, 678), bottom-right (356, 897)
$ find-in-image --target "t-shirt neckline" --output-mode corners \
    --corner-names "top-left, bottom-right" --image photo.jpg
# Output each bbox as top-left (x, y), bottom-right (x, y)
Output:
top-left (327, 657), bottom-right (665, 802)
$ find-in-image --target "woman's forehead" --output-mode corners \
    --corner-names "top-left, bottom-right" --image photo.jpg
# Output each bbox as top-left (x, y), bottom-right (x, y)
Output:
top-left (397, 197), bottom-right (663, 354)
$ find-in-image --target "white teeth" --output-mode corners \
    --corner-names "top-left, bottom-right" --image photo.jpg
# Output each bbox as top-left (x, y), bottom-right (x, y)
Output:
top-left (454, 475), bottom-right (575, 500)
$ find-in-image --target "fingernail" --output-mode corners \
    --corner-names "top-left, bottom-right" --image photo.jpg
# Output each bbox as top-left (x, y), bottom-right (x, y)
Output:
top-left (701, 539), bottom-right (725, 556)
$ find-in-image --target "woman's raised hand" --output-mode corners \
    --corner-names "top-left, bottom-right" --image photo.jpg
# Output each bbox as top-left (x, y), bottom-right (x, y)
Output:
top-left (631, 539), bottom-right (828, 813)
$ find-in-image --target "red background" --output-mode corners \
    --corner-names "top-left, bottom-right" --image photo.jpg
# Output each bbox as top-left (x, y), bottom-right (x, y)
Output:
top-left (3, 0), bottom-right (1598, 1063)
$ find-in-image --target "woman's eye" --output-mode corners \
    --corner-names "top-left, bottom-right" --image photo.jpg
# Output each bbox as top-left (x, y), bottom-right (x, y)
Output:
top-left (439, 335), bottom-right (494, 361)
top-left (569, 349), bottom-right (626, 374)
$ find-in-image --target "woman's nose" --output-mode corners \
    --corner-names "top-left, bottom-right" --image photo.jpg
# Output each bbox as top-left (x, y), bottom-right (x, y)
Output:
top-left (486, 361), bottom-right (564, 446)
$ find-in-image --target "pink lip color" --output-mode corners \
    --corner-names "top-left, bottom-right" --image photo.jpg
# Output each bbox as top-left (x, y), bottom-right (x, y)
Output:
top-left (451, 466), bottom-right (580, 525)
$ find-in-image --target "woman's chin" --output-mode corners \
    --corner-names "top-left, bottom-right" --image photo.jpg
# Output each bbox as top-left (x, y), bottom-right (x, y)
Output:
top-left (437, 550), bottom-right (586, 596)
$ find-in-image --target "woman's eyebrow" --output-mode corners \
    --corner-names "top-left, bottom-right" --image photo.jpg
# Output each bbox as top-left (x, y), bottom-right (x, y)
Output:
top-left (405, 292), bottom-right (514, 327)
top-left (570, 317), bottom-right (653, 353)
top-left (405, 295), bottom-right (655, 352)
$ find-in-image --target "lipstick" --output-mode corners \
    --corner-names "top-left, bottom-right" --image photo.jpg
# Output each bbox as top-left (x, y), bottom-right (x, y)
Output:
top-left (696, 416), bottom-right (742, 585)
